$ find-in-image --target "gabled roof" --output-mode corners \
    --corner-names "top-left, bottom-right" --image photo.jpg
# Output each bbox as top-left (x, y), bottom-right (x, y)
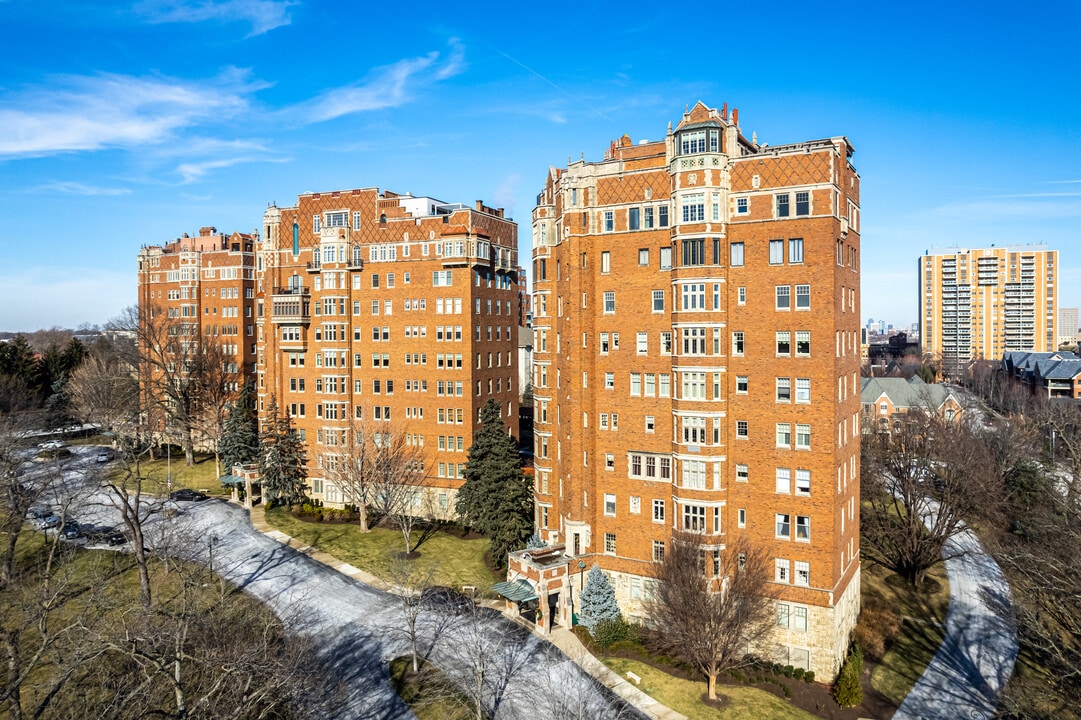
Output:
top-left (860, 377), bottom-right (955, 411)
top-left (1032, 358), bottom-right (1081, 380)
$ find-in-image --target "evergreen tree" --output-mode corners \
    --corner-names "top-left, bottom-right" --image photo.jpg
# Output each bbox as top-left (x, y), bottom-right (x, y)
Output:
top-left (220, 383), bottom-right (259, 472)
top-left (457, 399), bottom-right (532, 566)
top-left (831, 644), bottom-right (863, 707)
top-left (44, 376), bottom-right (76, 429)
top-left (578, 565), bottom-right (621, 633)
top-left (258, 397), bottom-right (308, 507)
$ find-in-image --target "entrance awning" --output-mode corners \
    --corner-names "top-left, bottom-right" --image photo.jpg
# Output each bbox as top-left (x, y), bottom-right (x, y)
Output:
top-left (492, 579), bottom-right (537, 603)
top-left (219, 474), bottom-right (245, 486)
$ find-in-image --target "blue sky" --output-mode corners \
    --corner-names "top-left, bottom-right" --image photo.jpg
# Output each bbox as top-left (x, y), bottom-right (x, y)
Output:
top-left (1, 0), bottom-right (1079, 332)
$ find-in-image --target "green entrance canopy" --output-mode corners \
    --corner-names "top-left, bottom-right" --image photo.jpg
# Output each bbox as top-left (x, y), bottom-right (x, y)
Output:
top-left (219, 474), bottom-right (245, 486)
top-left (492, 579), bottom-right (537, 603)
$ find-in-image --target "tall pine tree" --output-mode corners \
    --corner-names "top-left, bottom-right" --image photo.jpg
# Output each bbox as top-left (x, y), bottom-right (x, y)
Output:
top-left (220, 383), bottom-right (259, 473)
top-left (457, 399), bottom-right (532, 566)
top-left (258, 396), bottom-right (308, 507)
top-left (578, 565), bottom-right (621, 633)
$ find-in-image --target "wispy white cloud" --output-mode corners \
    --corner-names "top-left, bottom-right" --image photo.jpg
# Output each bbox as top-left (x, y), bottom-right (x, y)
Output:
top-left (295, 40), bottom-right (466, 124)
top-left (29, 181), bottom-right (132, 196)
top-left (134, 0), bottom-right (296, 36)
top-left (0, 69), bottom-right (264, 158)
top-left (176, 154), bottom-right (288, 183)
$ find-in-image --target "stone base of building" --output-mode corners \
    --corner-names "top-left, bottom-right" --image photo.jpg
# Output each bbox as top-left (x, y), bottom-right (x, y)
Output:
top-left (525, 558), bottom-right (860, 682)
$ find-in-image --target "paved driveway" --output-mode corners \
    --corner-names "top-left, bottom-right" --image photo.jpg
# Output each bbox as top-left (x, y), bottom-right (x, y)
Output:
top-left (51, 460), bottom-right (638, 720)
top-left (893, 524), bottom-right (1018, 720)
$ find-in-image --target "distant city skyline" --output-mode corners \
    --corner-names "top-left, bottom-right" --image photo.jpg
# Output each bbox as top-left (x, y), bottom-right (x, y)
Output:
top-left (1, 1), bottom-right (1079, 330)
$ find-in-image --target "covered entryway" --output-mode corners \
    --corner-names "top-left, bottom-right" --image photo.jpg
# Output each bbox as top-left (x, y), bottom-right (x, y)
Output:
top-left (492, 579), bottom-right (538, 624)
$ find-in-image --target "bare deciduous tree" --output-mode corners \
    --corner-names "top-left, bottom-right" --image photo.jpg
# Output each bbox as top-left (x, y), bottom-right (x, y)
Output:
top-left (646, 533), bottom-right (776, 701)
top-left (861, 411), bottom-right (998, 587)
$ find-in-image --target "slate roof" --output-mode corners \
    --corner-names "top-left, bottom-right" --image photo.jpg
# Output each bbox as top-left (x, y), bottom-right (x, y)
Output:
top-left (860, 376), bottom-right (955, 411)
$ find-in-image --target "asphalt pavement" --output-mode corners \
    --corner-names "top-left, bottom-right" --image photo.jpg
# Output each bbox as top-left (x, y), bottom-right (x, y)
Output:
top-left (892, 523), bottom-right (1018, 720)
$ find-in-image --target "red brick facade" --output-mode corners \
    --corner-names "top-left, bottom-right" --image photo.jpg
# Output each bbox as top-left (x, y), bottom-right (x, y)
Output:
top-left (256, 189), bottom-right (520, 511)
top-left (527, 102), bottom-right (862, 677)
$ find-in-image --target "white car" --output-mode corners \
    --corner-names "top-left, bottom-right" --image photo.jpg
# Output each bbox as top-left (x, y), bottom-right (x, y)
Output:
top-left (38, 440), bottom-right (65, 450)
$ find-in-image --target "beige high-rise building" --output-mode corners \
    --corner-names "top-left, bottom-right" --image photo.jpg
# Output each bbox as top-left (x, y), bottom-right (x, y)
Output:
top-left (1059, 307), bottom-right (1079, 346)
top-left (919, 245), bottom-right (1058, 375)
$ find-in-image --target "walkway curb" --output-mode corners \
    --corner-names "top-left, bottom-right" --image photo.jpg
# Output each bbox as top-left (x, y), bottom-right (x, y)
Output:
top-left (246, 503), bottom-right (686, 720)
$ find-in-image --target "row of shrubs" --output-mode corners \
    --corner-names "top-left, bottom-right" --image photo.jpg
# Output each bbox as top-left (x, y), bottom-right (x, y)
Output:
top-left (290, 501), bottom-right (362, 523)
top-left (572, 619), bottom-right (816, 687)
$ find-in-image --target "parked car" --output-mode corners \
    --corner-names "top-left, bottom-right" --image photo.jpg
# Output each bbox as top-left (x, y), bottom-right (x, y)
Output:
top-left (169, 489), bottom-right (209, 502)
top-left (32, 514), bottom-right (61, 530)
top-left (60, 522), bottom-right (83, 540)
top-left (37, 440), bottom-right (64, 450)
top-left (95, 451), bottom-right (113, 463)
top-left (26, 506), bottom-right (51, 521)
top-left (421, 586), bottom-right (473, 615)
top-left (84, 526), bottom-right (127, 546)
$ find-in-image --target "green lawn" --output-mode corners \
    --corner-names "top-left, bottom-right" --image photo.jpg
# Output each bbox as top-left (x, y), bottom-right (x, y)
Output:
top-left (107, 451), bottom-right (228, 497)
top-left (264, 507), bottom-right (503, 592)
top-left (601, 658), bottom-right (817, 720)
top-left (864, 562), bottom-right (950, 706)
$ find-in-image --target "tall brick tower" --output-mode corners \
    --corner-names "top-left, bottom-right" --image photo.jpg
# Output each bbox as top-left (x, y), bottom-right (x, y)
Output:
top-left (257, 188), bottom-right (520, 514)
top-left (527, 102), bottom-right (861, 677)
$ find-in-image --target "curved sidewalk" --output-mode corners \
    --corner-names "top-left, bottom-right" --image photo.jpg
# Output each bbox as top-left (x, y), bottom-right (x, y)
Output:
top-left (893, 525), bottom-right (1018, 720)
top-left (248, 504), bottom-right (685, 720)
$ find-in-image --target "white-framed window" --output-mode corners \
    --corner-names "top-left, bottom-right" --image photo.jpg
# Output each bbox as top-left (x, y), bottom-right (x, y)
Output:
top-left (776, 194), bottom-right (790, 218)
top-left (777, 331), bottom-right (791, 356)
top-left (769, 238), bottom-right (785, 264)
top-left (796, 424), bottom-right (811, 450)
top-left (638, 247), bottom-right (648, 264)
top-left (659, 373), bottom-right (671, 398)
top-left (652, 290), bottom-right (665, 312)
top-left (795, 561), bottom-right (810, 586)
top-left (736, 464), bottom-right (749, 482)
top-left (776, 285), bottom-right (791, 310)
top-left (644, 373), bottom-right (656, 397)
top-left (776, 468), bottom-right (791, 494)
top-left (604, 493), bottom-right (616, 516)
top-left (683, 504), bottom-right (706, 532)
top-left (630, 373), bottom-right (642, 396)
top-left (776, 377), bottom-right (791, 402)
top-left (775, 558), bottom-right (790, 583)
top-left (795, 378), bottom-right (810, 403)
top-left (604, 532), bottom-right (616, 554)
top-left (789, 238), bottom-right (804, 264)
top-left (652, 499), bottom-right (665, 523)
top-left (736, 421), bottom-right (748, 439)
top-left (736, 197), bottom-right (748, 215)
top-left (792, 605), bottom-right (808, 631)
top-left (730, 241), bottom-right (745, 267)
top-left (796, 331), bottom-right (811, 356)
top-left (603, 212), bottom-right (614, 233)
top-left (682, 327), bottom-right (707, 355)
top-left (681, 283), bottom-right (705, 310)
top-left (796, 516), bottom-right (810, 541)
top-left (605, 372), bottom-right (614, 389)
top-left (660, 331), bottom-right (673, 355)
top-left (776, 423), bottom-right (792, 448)
top-left (601, 251), bottom-right (611, 273)
top-left (605, 453), bottom-right (614, 470)
top-left (796, 469), bottom-right (811, 496)
top-left (795, 191), bottom-right (810, 216)
top-left (738, 286), bottom-right (746, 305)
top-left (645, 415), bottom-right (655, 433)
top-left (738, 508), bottom-right (746, 527)
top-left (637, 332), bottom-right (648, 354)
top-left (681, 193), bottom-right (705, 222)
top-left (652, 540), bottom-right (665, 562)
top-left (776, 514), bottom-right (791, 539)
top-left (681, 372), bottom-right (706, 400)
top-left (682, 460), bottom-right (706, 490)
top-left (604, 291), bottom-right (616, 313)
top-left (736, 375), bottom-right (748, 394)
top-left (732, 331), bottom-right (745, 356)
top-left (795, 284), bottom-right (810, 309)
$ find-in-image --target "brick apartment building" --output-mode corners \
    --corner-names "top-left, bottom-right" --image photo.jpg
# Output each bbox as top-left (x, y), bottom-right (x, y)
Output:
top-left (920, 245), bottom-right (1059, 377)
top-left (516, 102), bottom-right (862, 678)
top-left (256, 188), bottom-right (521, 513)
top-left (136, 227), bottom-right (258, 443)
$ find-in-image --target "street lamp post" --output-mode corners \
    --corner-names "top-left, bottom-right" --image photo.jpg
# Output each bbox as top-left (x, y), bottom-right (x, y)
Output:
top-left (578, 560), bottom-right (586, 619)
